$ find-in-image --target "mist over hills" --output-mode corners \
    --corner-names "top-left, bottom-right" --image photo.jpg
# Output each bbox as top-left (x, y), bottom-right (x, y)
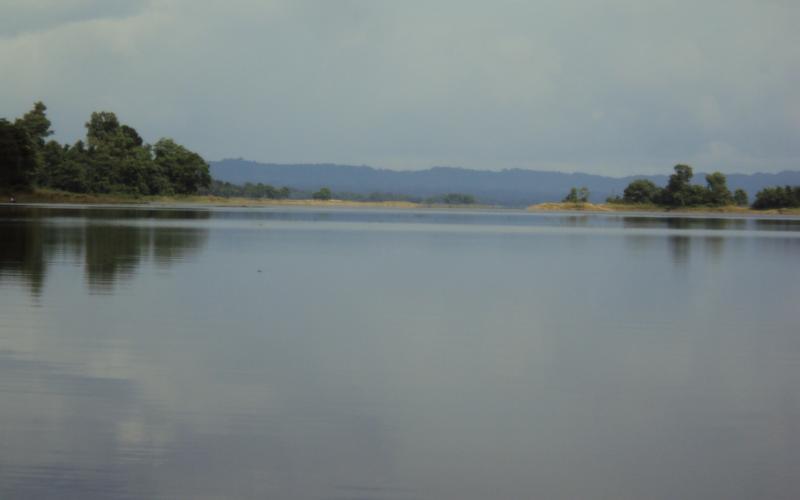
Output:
top-left (211, 159), bottom-right (800, 207)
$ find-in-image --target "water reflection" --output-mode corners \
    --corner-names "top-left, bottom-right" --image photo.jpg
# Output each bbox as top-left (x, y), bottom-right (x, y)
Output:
top-left (669, 235), bottom-right (692, 264)
top-left (0, 339), bottom-right (401, 499)
top-left (2, 206), bottom-right (800, 500)
top-left (620, 216), bottom-right (760, 265)
top-left (0, 349), bottom-right (157, 499)
top-left (0, 219), bottom-right (48, 296)
top-left (620, 216), bottom-right (749, 231)
top-left (0, 207), bottom-right (209, 295)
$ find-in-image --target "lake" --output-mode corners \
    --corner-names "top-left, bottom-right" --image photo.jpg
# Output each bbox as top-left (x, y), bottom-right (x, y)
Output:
top-left (1, 205), bottom-right (799, 500)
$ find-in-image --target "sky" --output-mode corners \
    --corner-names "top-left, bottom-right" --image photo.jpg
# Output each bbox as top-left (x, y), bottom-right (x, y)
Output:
top-left (2, 0), bottom-right (799, 176)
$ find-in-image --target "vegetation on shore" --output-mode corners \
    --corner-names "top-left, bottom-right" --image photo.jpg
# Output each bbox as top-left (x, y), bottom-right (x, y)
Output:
top-left (200, 182), bottom-right (478, 206)
top-left (528, 201), bottom-right (800, 215)
top-left (11, 188), bottom-right (492, 209)
top-left (1, 102), bottom-right (210, 197)
top-left (595, 164), bottom-right (798, 212)
top-left (751, 186), bottom-right (800, 210)
top-left (563, 187), bottom-right (590, 203)
top-left (202, 179), bottom-right (291, 199)
top-left (603, 164), bottom-right (746, 208)
top-left (3, 104), bottom-right (797, 212)
top-left (534, 166), bottom-right (800, 214)
top-left (1, 103), bottom-right (484, 206)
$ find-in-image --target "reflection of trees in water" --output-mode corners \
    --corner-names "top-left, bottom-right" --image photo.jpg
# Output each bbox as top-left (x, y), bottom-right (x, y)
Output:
top-left (621, 216), bottom-right (748, 231)
top-left (84, 224), bottom-right (150, 290)
top-left (0, 208), bottom-right (209, 296)
top-left (563, 215), bottom-right (590, 227)
top-left (620, 216), bottom-right (756, 266)
top-left (84, 224), bottom-right (208, 292)
top-left (662, 218), bottom-right (752, 265)
top-left (662, 217), bottom-right (746, 231)
top-left (0, 220), bottom-right (47, 296)
top-left (668, 235), bottom-right (692, 264)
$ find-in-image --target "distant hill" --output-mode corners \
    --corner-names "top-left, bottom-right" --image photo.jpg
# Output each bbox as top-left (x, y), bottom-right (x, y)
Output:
top-left (210, 159), bottom-right (800, 207)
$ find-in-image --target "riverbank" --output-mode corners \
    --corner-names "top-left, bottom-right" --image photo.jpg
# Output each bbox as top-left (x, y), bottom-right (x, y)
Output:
top-left (7, 188), bottom-right (484, 209)
top-left (527, 202), bottom-right (800, 216)
top-left (7, 190), bottom-right (800, 215)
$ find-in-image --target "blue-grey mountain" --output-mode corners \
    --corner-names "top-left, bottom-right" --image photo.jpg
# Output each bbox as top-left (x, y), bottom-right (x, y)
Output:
top-left (210, 159), bottom-right (800, 206)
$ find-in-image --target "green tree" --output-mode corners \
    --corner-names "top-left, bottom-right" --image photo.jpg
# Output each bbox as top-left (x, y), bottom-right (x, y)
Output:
top-left (2, 105), bottom-right (213, 196)
top-left (752, 186), bottom-right (800, 209)
top-left (35, 140), bottom-right (67, 187)
top-left (0, 119), bottom-right (37, 190)
top-left (85, 111), bottom-right (121, 148)
top-left (704, 171), bottom-right (732, 206)
top-left (563, 186), bottom-right (588, 203)
top-left (83, 111), bottom-right (136, 192)
top-left (733, 189), bottom-right (748, 207)
top-left (661, 164), bottom-right (694, 206)
top-left (312, 187), bottom-right (332, 200)
top-left (48, 141), bottom-right (89, 193)
top-left (622, 179), bottom-right (660, 204)
top-left (153, 138), bottom-right (211, 194)
top-left (15, 101), bottom-right (53, 148)
top-left (121, 125), bottom-right (144, 147)
top-left (15, 102), bottom-right (54, 185)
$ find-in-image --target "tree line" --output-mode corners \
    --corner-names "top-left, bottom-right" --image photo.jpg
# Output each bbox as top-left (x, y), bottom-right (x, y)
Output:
top-left (4, 108), bottom-right (795, 209)
top-left (605, 165), bottom-right (747, 207)
top-left (201, 180), bottom-right (291, 199)
top-left (1, 102), bottom-right (210, 195)
top-left (602, 164), bottom-right (798, 209)
top-left (751, 186), bottom-right (800, 210)
top-left (308, 188), bottom-right (476, 204)
top-left (564, 165), bottom-right (800, 210)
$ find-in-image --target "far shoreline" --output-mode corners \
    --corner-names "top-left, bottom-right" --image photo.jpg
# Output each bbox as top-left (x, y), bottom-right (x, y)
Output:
top-left (4, 189), bottom-right (486, 210)
top-left (527, 202), bottom-right (800, 217)
top-left (3, 190), bottom-right (800, 217)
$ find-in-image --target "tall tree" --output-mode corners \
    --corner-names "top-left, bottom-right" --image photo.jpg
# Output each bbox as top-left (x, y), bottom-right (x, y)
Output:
top-left (85, 111), bottom-right (121, 148)
top-left (733, 189), bottom-right (748, 207)
top-left (661, 164), bottom-right (694, 206)
top-left (704, 172), bottom-right (732, 206)
top-left (15, 102), bottom-right (55, 186)
top-left (0, 119), bottom-right (37, 190)
top-left (563, 187), bottom-right (579, 203)
top-left (15, 101), bottom-right (53, 148)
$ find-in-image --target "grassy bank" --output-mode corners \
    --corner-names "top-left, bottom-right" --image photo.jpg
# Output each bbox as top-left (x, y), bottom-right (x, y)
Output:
top-left (7, 188), bottom-right (486, 209)
top-left (527, 201), bottom-right (800, 216)
top-left (7, 189), bottom-right (799, 215)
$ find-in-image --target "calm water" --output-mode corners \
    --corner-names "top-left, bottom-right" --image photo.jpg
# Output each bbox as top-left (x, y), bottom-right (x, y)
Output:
top-left (1, 205), bottom-right (799, 500)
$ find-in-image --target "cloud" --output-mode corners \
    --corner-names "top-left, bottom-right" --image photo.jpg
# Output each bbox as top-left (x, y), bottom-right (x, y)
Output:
top-left (1, 0), bottom-right (799, 175)
top-left (0, 0), bottom-right (149, 38)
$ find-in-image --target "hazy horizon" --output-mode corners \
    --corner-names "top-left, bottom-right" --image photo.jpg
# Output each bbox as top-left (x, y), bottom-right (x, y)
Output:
top-left (3, 0), bottom-right (799, 176)
top-left (213, 157), bottom-right (800, 177)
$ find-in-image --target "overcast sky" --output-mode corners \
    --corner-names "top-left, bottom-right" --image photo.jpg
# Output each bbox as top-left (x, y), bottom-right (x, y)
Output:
top-left (2, 0), bottom-right (799, 175)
